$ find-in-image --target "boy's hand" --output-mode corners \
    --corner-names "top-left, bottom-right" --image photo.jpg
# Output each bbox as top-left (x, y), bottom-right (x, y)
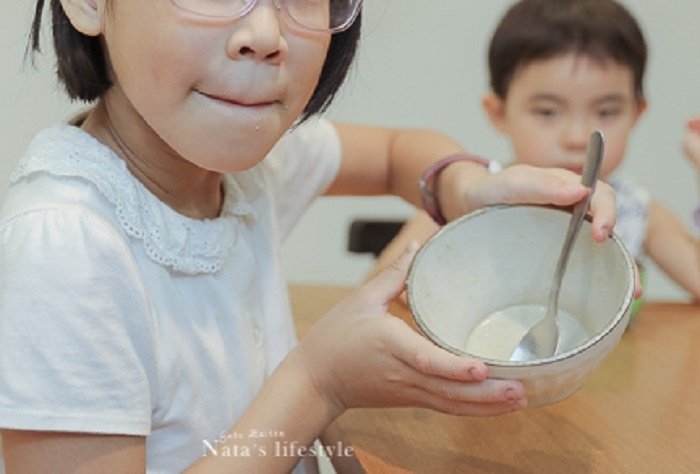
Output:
top-left (684, 117), bottom-right (700, 168)
top-left (295, 243), bottom-right (527, 420)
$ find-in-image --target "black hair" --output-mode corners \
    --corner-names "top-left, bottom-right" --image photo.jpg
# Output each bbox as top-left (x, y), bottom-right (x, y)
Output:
top-left (488, 0), bottom-right (647, 100)
top-left (28, 0), bottom-right (361, 122)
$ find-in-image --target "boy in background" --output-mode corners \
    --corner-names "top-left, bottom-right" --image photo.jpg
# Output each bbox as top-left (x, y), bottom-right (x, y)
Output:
top-left (374, 0), bottom-right (700, 305)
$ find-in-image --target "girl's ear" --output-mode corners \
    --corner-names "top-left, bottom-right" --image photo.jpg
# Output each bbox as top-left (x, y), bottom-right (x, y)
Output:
top-left (60, 0), bottom-right (105, 37)
top-left (482, 92), bottom-right (508, 134)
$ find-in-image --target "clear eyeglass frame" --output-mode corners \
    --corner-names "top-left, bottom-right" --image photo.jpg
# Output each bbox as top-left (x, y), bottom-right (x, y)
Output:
top-left (169, 0), bottom-right (363, 33)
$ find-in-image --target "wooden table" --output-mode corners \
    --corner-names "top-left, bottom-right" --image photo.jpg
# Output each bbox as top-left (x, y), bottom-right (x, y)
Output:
top-left (290, 285), bottom-right (700, 473)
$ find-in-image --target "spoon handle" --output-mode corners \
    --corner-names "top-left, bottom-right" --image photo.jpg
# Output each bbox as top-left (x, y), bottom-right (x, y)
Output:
top-left (547, 131), bottom-right (605, 309)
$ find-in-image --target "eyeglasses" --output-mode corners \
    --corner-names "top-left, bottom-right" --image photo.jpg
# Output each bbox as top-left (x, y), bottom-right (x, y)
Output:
top-left (170, 0), bottom-right (363, 33)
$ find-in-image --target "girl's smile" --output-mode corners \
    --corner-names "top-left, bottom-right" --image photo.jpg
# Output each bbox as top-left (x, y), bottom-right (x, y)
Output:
top-left (194, 89), bottom-right (286, 114)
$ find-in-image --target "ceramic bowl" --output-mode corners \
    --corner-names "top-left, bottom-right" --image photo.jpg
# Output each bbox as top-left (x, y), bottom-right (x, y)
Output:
top-left (406, 205), bottom-right (635, 407)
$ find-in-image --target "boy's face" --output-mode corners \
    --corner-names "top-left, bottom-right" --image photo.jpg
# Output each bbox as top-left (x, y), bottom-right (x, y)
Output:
top-left (483, 54), bottom-right (646, 179)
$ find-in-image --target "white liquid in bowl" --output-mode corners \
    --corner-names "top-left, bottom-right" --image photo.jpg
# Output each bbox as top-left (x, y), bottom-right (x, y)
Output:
top-left (464, 304), bottom-right (590, 361)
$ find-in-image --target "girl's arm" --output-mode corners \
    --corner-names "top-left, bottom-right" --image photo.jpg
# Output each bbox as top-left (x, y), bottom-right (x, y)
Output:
top-left (3, 246), bottom-right (526, 473)
top-left (2, 356), bottom-right (331, 474)
top-left (190, 244), bottom-right (526, 472)
top-left (329, 122), bottom-right (616, 243)
top-left (2, 354), bottom-right (331, 474)
top-left (2, 431), bottom-right (145, 474)
top-left (645, 200), bottom-right (700, 300)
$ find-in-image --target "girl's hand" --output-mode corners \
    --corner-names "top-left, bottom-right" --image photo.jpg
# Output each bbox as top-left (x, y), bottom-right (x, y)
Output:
top-left (295, 243), bottom-right (527, 420)
top-left (444, 164), bottom-right (616, 242)
top-left (684, 117), bottom-right (700, 168)
top-left (439, 163), bottom-right (642, 298)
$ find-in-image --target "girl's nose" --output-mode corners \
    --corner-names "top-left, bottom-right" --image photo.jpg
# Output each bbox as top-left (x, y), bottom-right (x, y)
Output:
top-left (226, 1), bottom-right (287, 63)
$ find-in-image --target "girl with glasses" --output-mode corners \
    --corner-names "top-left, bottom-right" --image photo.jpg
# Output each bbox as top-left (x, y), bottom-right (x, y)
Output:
top-left (0, 0), bottom-right (619, 471)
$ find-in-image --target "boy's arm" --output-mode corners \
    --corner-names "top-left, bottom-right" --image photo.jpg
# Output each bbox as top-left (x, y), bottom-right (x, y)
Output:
top-left (645, 200), bottom-right (700, 300)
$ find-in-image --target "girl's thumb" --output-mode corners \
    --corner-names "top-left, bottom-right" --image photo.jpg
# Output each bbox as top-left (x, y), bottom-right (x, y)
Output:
top-left (366, 241), bottom-right (419, 302)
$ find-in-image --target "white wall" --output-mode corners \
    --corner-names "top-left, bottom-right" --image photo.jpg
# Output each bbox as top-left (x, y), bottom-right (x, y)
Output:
top-left (2, 1), bottom-right (699, 300)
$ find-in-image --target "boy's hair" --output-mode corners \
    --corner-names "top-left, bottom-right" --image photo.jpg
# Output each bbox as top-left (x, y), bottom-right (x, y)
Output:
top-left (488, 0), bottom-right (647, 100)
top-left (28, 0), bottom-right (361, 123)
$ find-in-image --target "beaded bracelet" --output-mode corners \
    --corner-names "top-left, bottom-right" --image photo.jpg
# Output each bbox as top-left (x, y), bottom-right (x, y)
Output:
top-left (419, 154), bottom-right (499, 225)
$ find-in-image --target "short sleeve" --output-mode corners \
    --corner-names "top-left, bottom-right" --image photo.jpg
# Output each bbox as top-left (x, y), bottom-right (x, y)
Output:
top-left (262, 117), bottom-right (342, 241)
top-left (0, 208), bottom-right (156, 435)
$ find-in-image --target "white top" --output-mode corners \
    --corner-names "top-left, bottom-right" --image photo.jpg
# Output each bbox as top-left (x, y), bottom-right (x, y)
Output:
top-left (608, 175), bottom-right (650, 260)
top-left (0, 118), bottom-right (341, 473)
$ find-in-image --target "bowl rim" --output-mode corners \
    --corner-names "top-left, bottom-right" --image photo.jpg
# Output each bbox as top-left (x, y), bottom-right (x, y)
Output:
top-left (406, 204), bottom-right (636, 368)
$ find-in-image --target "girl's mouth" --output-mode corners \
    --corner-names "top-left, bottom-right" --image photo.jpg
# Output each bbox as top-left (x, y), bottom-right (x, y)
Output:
top-left (196, 90), bottom-right (279, 109)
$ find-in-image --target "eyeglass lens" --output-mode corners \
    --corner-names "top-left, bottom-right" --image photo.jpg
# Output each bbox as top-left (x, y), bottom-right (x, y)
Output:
top-left (170, 0), bottom-right (361, 32)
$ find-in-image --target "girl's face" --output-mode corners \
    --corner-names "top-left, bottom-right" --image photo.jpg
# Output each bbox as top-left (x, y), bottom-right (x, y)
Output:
top-left (483, 54), bottom-right (646, 179)
top-left (102, 0), bottom-right (331, 172)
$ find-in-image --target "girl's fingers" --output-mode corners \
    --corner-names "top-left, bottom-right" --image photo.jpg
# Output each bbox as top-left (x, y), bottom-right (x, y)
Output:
top-left (405, 384), bottom-right (527, 416)
top-left (431, 396), bottom-right (527, 417)
top-left (360, 241), bottom-right (418, 308)
top-left (543, 169), bottom-right (617, 238)
top-left (587, 181), bottom-right (616, 242)
top-left (495, 166), bottom-right (588, 206)
top-left (501, 167), bottom-right (617, 243)
top-left (386, 318), bottom-right (487, 382)
top-left (409, 369), bottom-right (526, 405)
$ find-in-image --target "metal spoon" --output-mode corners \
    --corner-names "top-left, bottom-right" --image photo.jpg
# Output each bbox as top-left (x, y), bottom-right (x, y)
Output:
top-left (510, 131), bottom-right (605, 361)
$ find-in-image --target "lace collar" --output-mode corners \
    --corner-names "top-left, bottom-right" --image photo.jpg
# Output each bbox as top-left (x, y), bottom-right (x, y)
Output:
top-left (11, 124), bottom-right (258, 275)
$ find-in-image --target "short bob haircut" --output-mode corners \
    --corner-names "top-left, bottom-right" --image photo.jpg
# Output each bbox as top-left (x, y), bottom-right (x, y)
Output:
top-left (28, 0), bottom-right (362, 123)
top-left (488, 0), bottom-right (647, 101)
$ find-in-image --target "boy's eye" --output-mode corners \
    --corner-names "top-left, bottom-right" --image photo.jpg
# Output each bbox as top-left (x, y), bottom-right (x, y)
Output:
top-left (533, 107), bottom-right (557, 118)
top-left (598, 108), bottom-right (621, 119)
